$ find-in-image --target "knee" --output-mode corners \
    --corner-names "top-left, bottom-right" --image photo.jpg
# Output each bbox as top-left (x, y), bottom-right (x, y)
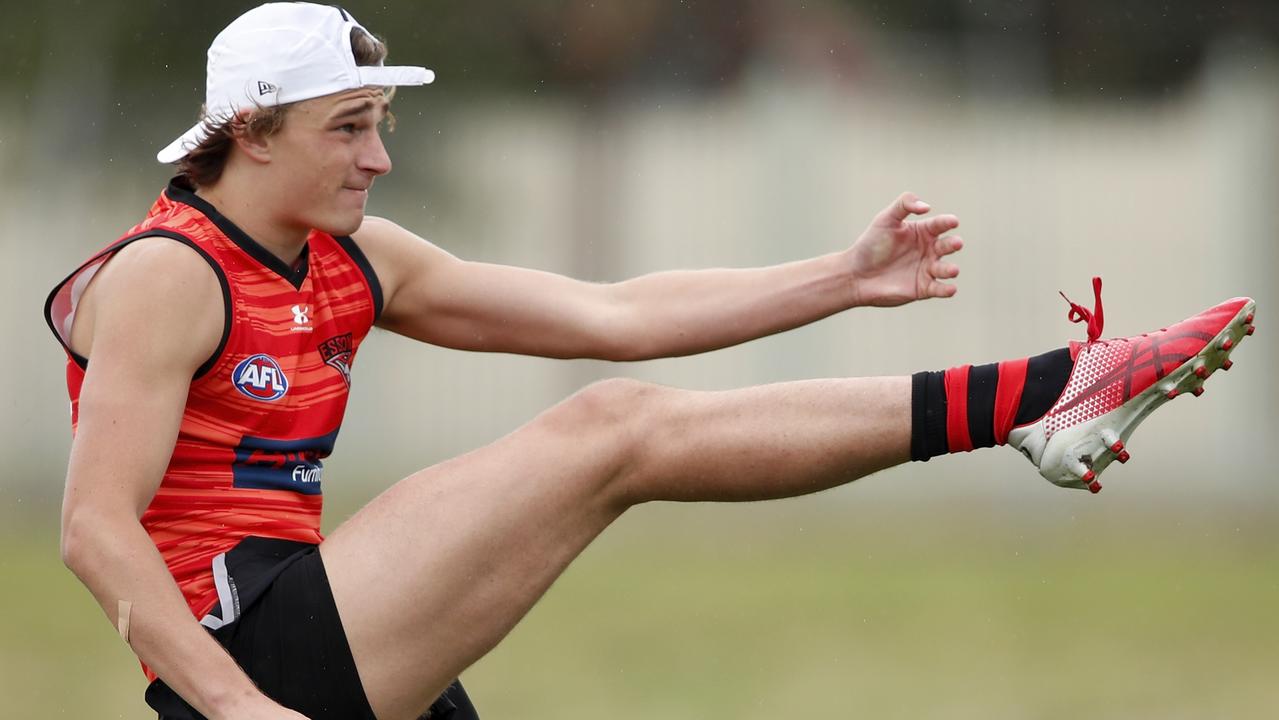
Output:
top-left (551, 377), bottom-right (663, 438)
top-left (537, 377), bottom-right (668, 488)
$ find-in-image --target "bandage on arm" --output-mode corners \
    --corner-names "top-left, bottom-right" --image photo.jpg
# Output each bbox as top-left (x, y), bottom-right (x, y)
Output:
top-left (117, 600), bottom-right (132, 643)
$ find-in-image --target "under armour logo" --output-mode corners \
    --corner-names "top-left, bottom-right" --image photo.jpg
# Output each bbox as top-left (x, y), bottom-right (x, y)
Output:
top-left (257, 80), bottom-right (279, 96)
top-left (290, 304), bottom-right (313, 333)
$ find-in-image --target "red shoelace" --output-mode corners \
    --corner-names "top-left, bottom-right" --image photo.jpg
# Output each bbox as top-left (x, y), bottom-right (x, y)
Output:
top-left (1060, 276), bottom-right (1105, 343)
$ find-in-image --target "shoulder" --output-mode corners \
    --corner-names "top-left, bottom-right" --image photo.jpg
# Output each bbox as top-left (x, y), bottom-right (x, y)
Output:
top-left (80, 236), bottom-right (225, 371)
top-left (100, 235), bottom-right (224, 304)
top-left (349, 215), bottom-right (440, 256)
top-left (348, 216), bottom-right (460, 305)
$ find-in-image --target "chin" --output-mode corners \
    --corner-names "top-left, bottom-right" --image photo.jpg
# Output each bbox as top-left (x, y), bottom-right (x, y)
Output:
top-left (314, 211), bottom-right (365, 237)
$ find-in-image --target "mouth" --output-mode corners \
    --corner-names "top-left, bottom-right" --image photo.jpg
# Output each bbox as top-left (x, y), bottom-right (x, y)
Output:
top-left (342, 177), bottom-right (373, 193)
top-left (341, 186), bottom-right (370, 203)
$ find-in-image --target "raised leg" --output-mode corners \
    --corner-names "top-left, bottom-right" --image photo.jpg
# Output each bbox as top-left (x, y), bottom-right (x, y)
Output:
top-left (320, 376), bottom-right (909, 720)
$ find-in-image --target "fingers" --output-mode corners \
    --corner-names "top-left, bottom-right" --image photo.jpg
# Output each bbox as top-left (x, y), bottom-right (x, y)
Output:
top-left (928, 259), bottom-right (960, 299)
top-left (933, 233), bottom-right (964, 257)
top-left (881, 192), bottom-right (931, 223)
top-left (930, 260), bottom-right (960, 280)
top-left (927, 279), bottom-right (959, 299)
top-left (922, 214), bottom-right (959, 237)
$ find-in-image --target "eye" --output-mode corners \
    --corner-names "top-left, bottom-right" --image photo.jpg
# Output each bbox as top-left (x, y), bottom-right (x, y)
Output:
top-left (337, 123), bottom-right (358, 134)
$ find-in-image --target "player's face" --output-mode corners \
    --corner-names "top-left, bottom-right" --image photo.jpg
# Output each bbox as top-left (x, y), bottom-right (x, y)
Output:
top-left (267, 88), bottom-right (393, 236)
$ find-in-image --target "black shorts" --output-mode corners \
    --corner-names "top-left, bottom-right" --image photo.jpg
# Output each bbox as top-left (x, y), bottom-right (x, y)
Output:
top-left (145, 536), bottom-right (479, 720)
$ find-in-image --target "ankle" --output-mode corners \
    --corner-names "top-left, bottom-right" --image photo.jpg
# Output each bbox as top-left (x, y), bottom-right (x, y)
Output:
top-left (910, 348), bottom-right (1073, 462)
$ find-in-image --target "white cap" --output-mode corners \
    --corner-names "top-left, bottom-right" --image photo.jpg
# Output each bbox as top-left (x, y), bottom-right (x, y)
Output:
top-left (157, 2), bottom-right (434, 163)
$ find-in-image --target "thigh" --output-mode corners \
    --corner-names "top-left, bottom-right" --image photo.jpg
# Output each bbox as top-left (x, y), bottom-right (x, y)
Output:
top-left (144, 540), bottom-right (375, 720)
top-left (147, 538), bottom-right (479, 720)
top-left (320, 410), bottom-right (632, 720)
top-left (224, 546), bottom-right (378, 719)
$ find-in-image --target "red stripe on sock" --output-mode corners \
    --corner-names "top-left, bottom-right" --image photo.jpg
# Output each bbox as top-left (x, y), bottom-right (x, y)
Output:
top-left (944, 364), bottom-right (974, 453)
top-left (993, 358), bottom-right (1029, 445)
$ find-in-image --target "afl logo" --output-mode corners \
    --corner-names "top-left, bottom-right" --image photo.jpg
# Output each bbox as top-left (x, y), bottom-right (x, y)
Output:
top-left (232, 354), bottom-right (290, 402)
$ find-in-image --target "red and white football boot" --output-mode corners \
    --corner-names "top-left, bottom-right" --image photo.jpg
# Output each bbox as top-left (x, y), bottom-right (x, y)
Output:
top-left (1008, 278), bottom-right (1256, 493)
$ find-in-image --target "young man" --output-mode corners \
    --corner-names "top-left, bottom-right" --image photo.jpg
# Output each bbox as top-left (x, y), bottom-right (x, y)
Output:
top-left (44, 4), bottom-right (1256, 720)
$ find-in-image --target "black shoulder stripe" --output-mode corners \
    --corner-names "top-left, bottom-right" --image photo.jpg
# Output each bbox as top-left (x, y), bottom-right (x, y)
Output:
top-left (334, 234), bottom-right (385, 323)
top-left (42, 230), bottom-right (233, 380)
top-left (158, 232), bottom-right (234, 380)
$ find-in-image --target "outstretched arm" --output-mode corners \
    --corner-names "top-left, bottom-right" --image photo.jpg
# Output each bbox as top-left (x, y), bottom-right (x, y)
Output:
top-left (357, 192), bottom-right (962, 361)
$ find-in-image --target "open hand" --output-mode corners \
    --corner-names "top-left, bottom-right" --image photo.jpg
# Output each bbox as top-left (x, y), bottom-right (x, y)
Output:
top-left (845, 192), bottom-right (963, 307)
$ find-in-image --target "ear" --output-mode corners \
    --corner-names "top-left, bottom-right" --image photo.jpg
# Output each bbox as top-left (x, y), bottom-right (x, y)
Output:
top-left (229, 110), bottom-right (273, 164)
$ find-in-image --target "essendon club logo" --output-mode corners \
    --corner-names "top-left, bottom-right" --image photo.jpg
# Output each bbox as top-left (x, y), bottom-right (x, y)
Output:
top-left (318, 333), bottom-right (354, 386)
top-left (232, 354), bottom-right (289, 401)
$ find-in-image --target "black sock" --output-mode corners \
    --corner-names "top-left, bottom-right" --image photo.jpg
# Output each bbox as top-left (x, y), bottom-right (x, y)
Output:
top-left (910, 347), bottom-right (1073, 462)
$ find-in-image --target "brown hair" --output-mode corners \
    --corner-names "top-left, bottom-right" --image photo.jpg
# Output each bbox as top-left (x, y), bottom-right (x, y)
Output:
top-left (176, 27), bottom-right (391, 187)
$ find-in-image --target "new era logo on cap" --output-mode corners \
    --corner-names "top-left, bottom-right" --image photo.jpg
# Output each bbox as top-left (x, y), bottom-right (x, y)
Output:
top-left (157, 2), bottom-right (435, 164)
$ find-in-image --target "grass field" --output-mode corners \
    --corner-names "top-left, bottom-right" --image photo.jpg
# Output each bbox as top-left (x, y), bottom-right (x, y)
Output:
top-left (2, 499), bottom-right (1277, 719)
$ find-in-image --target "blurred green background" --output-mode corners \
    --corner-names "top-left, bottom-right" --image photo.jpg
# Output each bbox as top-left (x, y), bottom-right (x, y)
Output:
top-left (2, 1), bottom-right (1278, 717)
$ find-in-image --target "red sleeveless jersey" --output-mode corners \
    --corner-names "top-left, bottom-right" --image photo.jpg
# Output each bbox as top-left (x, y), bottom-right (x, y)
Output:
top-left (45, 177), bottom-right (381, 630)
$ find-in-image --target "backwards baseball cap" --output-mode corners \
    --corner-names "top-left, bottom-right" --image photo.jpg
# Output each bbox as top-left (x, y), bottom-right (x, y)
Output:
top-left (157, 2), bottom-right (434, 164)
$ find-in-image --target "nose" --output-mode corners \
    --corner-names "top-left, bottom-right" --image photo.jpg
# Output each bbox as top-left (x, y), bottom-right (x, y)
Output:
top-left (358, 129), bottom-right (392, 177)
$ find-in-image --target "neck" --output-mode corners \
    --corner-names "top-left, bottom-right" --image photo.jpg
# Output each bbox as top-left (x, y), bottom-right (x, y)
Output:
top-left (195, 179), bottom-right (309, 267)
